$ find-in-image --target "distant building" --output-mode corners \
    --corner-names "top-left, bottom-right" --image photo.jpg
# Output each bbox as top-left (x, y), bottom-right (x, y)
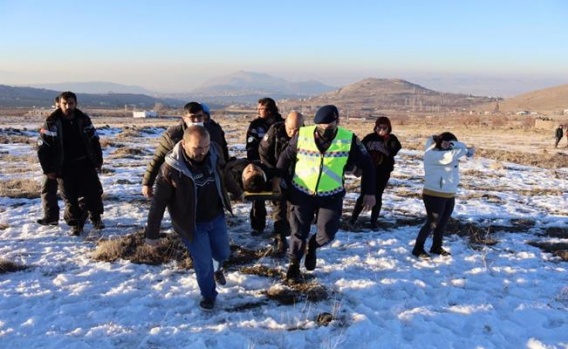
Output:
top-left (132, 110), bottom-right (158, 118)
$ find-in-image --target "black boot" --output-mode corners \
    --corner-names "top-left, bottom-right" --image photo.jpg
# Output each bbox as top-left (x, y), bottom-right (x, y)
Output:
top-left (412, 246), bottom-right (430, 259)
top-left (286, 259), bottom-right (301, 283)
top-left (273, 233), bottom-right (288, 257)
top-left (304, 236), bottom-right (318, 271)
top-left (91, 214), bottom-right (105, 230)
top-left (37, 217), bottom-right (58, 226)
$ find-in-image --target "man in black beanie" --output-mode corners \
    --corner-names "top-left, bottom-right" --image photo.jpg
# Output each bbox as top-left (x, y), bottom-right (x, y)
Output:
top-left (277, 105), bottom-right (376, 282)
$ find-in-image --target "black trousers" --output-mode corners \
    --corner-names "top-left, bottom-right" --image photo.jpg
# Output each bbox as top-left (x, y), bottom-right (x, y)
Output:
top-left (250, 198), bottom-right (291, 235)
top-left (351, 167), bottom-right (391, 224)
top-left (414, 194), bottom-right (455, 251)
top-left (250, 200), bottom-right (266, 232)
top-left (287, 188), bottom-right (343, 261)
top-left (41, 176), bottom-right (59, 220)
top-left (59, 159), bottom-right (104, 226)
top-left (272, 197), bottom-right (290, 235)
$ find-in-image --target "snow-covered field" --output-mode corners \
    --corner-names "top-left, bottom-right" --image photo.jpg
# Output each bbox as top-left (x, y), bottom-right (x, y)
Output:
top-left (0, 122), bottom-right (567, 349)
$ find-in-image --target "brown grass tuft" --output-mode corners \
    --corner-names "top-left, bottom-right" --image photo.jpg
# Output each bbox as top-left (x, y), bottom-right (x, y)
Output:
top-left (0, 179), bottom-right (41, 199)
top-left (109, 146), bottom-right (147, 158)
top-left (92, 230), bottom-right (192, 268)
top-left (0, 259), bottom-right (27, 274)
top-left (116, 128), bottom-right (143, 139)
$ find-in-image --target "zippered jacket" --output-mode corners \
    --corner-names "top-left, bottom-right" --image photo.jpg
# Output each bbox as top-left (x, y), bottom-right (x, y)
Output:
top-left (422, 137), bottom-right (468, 198)
top-left (37, 109), bottom-right (102, 175)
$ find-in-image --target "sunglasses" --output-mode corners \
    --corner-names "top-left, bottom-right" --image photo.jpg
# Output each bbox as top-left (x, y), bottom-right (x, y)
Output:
top-left (376, 126), bottom-right (388, 130)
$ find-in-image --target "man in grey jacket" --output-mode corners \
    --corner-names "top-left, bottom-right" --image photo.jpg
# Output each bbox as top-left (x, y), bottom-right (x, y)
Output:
top-left (144, 126), bottom-right (232, 312)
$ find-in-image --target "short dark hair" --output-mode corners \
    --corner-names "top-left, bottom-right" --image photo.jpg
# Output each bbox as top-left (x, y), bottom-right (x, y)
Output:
top-left (242, 172), bottom-right (266, 193)
top-left (183, 125), bottom-right (210, 143)
top-left (183, 102), bottom-right (204, 114)
top-left (258, 97), bottom-right (278, 115)
top-left (59, 91), bottom-right (77, 102)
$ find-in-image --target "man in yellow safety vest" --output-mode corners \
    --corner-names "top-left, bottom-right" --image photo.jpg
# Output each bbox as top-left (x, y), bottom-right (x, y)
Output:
top-left (277, 105), bottom-right (376, 282)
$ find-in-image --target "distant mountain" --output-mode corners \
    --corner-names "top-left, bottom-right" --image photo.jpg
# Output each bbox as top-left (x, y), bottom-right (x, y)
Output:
top-left (0, 85), bottom-right (185, 108)
top-left (495, 84), bottom-right (568, 114)
top-left (191, 71), bottom-right (336, 102)
top-left (27, 81), bottom-right (156, 95)
top-left (280, 78), bottom-right (497, 115)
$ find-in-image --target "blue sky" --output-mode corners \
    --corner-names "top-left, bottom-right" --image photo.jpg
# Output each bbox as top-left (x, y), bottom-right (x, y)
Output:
top-left (1, 0), bottom-right (567, 94)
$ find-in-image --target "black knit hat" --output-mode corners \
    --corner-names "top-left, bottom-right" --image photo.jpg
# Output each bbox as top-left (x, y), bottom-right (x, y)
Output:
top-left (314, 105), bottom-right (339, 124)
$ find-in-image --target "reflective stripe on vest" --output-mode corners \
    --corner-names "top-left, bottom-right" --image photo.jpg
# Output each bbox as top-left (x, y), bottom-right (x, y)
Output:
top-left (292, 126), bottom-right (352, 196)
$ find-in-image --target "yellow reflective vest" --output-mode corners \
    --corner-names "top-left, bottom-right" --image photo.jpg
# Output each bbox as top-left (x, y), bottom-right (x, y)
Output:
top-left (292, 126), bottom-right (353, 196)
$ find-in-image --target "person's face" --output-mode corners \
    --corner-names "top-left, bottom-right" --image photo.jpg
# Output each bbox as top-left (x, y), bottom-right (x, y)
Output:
top-left (257, 103), bottom-right (270, 119)
top-left (183, 111), bottom-right (205, 127)
top-left (285, 118), bottom-right (302, 138)
top-left (316, 120), bottom-right (337, 134)
top-left (441, 140), bottom-right (451, 150)
top-left (242, 163), bottom-right (264, 183)
top-left (375, 124), bottom-right (389, 136)
top-left (182, 133), bottom-right (210, 162)
top-left (60, 98), bottom-right (76, 116)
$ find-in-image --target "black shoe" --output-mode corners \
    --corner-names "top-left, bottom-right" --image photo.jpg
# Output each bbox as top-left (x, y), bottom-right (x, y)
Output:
top-left (430, 247), bottom-right (451, 256)
top-left (369, 221), bottom-right (378, 231)
top-left (345, 220), bottom-right (359, 232)
top-left (304, 237), bottom-right (317, 271)
top-left (70, 225), bottom-right (83, 236)
top-left (37, 217), bottom-right (58, 226)
top-left (251, 229), bottom-right (263, 236)
top-left (273, 234), bottom-right (288, 256)
top-left (91, 215), bottom-right (105, 230)
top-left (214, 269), bottom-right (226, 286)
top-left (286, 261), bottom-right (301, 282)
top-left (412, 248), bottom-right (430, 259)
top-left (199, 298), bottom-right (215, 312)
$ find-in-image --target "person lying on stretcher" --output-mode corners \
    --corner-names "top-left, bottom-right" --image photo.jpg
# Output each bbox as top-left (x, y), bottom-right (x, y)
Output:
top-left (241, 163), bottom-right (285, 201)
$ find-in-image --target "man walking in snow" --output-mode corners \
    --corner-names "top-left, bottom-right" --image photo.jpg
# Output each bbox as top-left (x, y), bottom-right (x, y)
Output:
top-left (277, 105), bottom-right (376, 282)
top-left (144, 126), bottom-right (232, 311)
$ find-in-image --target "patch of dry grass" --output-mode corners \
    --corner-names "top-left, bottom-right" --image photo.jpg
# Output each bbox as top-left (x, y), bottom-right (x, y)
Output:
top-left (478, 148), bottom-right (568, 168)
top-left (92, 230), bottom-right (192, 268)
top-left (109, 146), bottom-right (148, 158)
top-left (116, 127), bottom-right (144, 139)
top-left (0, 178), bottom-right (41, 199)
top-left (0, 259), bottom-right (27, 274)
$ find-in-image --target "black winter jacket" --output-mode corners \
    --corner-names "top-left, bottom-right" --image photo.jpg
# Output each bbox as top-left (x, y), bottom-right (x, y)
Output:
top-left (361, 132), bottom-right (402, 172)
top-left (245, 114), bottom-right (284, 162)
top-left (258, 121), bottom-right (291, 168)
top-left (37, 109), bottom-right (102, 175)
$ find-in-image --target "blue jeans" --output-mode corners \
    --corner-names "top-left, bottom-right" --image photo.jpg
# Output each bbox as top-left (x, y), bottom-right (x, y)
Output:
top-left (181, 213), bottom-right (230, 301)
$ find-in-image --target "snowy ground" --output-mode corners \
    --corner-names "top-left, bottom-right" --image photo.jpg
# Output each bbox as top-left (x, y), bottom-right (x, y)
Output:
top-left (0, 123), bottom-right (567, 349)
